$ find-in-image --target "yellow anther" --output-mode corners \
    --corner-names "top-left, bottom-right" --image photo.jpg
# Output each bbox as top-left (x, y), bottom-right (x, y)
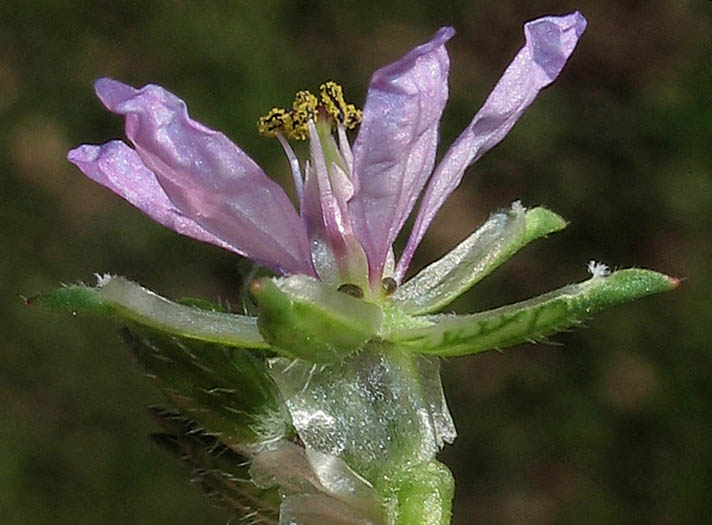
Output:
top-left (319, 81), bottom-right (346, 121)
top-left (257, 107), bottom-right (292, 137)
top-left (319, 81), bottom-right (362, 130)
top-left (258, 83), bottom-right (361, 141)
top-left (343, 105), bottom-right (362, 129)
top-left (292, 90), bottom-right (319, 115)
top-left (289, 90), bottom-right (319, 141)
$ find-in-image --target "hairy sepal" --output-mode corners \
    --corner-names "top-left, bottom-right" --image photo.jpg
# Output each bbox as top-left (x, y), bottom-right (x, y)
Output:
top-left (148, 407), bottom-right (281, 522)
top-left (123, 327), bottom-right (289, 447)
top-left (251, 275), bottom-right (384, 363)
top-left (391, 269), bottom-right (677, 356)
top-left (29, 275), bottom-right (268, 349)
top-left (393, 203), bottom-right (566, 315)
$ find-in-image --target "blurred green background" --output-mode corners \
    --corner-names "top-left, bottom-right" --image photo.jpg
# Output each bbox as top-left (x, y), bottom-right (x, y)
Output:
top-left (2, 0), bottom-right (710, 523)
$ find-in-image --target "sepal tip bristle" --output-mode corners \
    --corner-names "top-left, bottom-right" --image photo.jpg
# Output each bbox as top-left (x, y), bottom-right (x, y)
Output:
top-left (587, 260), bottom-right (610, 278)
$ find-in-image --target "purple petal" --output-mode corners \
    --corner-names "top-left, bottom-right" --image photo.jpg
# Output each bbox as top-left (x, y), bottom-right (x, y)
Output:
top-left (300, 162), bottom-right (338, 282)
top-left (348, 27), bottom-right (455, 282)
top-left (396, 12), bottom-right (586, 281)
top-left (93, 78), bottom-right (315, 276)
top-left (68, 141), bottom-right (239, 252)
top-left (300, 161), bottom-right (322, 239)
top-left (308, 121), bottom-right (351, 260)
top-left (302, 122), bottom-right (368, 285)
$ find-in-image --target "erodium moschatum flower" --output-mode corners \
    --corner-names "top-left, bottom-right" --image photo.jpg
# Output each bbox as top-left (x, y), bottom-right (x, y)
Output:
top-left (33, 11), bottom-right (676, 525)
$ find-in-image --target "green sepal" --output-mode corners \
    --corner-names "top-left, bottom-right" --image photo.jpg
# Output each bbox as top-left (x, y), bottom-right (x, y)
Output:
top-left (251, 275), bottom-right (384, 363)
top-left (148, 407), bottom-right (281, 523)
top-left (122, 327), bottom-right (290, 447)
top-left (391, 268), bottom-right (677, 357)
top-left (177, 297), bottom-right (230, 313)
top-left (28, 281), bottom-right (114, 316)
top-left (29, 275), bottom-right (268, 349)
top-left (393, 203), bottom-right (567, 315)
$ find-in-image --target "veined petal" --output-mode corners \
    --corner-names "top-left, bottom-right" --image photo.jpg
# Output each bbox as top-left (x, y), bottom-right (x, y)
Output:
top-left (68, 141), bottom-right (241, 254)
top-left (304, 121), bottom-right (369, 286)
top-left (349, 27), bottom-right (455, 282)
top-left (308, 120), bottom-right (352, 258)
top-left (93, 78), bottom-right (315, 276)
top-left (397, 12), bottom-right (586, 277)
top-left (301, 161), bottom-right (340, 283)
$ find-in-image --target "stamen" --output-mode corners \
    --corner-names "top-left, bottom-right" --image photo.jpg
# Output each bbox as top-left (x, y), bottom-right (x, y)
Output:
top-left (289, 90), bottom-right (319, 141)
top-left (258, 82), bottom-right (362, 143)
top-left (276, 133), bottom-right (304, 202)
top-left (336, 123), bottom-right (354, 176)
top-left (319, 81), bottom-right (362, 130)
top-left (342, 105), bottom-right (362, 129)
top-left (257, 107), bottom-right (292, 137)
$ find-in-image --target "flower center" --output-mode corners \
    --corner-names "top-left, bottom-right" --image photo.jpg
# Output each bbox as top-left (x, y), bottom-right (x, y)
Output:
top-left (257, 81), bottom-right (361, 141)
top-left (256, 82), bottom-right (381, 297)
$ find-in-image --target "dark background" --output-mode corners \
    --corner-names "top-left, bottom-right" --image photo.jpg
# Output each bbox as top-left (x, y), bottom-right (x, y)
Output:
top-left (2, 1), bottom-right (710, 523)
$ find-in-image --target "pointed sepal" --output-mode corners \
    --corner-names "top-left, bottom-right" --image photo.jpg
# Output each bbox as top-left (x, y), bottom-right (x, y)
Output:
top-left (393, 203), bottom-right (566, 314)
top-left (148, 407), bottom-right (281, 522)
top-left (29, 275), bottom-right (268, 349)
top-left (391, 268), bottom-right (678, 356)
top-left (250, 275), bottom-right (384, 363)
top-left (123, 327), bottom-right (290, 447)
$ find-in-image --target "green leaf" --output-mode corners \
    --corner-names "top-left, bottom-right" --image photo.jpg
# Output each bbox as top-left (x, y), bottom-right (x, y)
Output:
top-left (123, 327), bottom-right (289, 447)
top-left (251, 275), bottom-right (384, 363)
top-left (392, 203), bottom-right (567, 315)
top-left (148, 407), bottom-right (281, 523)
top-left (391, 268), bottom-right (678, 357)
top-left (30, 275), bottom-right (268, 349)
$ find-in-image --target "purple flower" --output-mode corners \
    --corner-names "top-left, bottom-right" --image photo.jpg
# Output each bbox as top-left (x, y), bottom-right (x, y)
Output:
top-left (69, 12), bottom-right (586, 296)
